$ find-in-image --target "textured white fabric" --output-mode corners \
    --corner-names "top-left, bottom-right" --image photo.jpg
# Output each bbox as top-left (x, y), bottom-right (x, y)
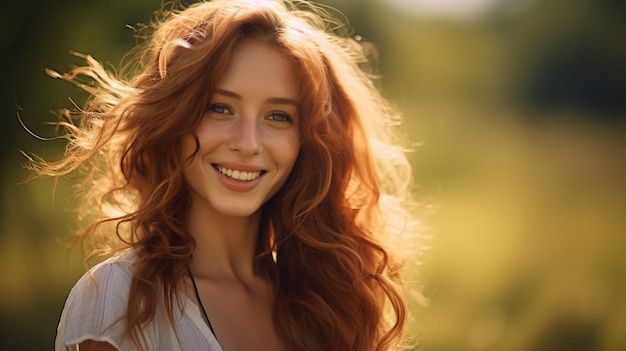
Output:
top-left (55, 251), bottom-right (222, 351)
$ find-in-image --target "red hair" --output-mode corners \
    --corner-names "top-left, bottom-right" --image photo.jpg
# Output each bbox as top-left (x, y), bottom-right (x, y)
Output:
top-left (28, 0), bottom-right (421, 350)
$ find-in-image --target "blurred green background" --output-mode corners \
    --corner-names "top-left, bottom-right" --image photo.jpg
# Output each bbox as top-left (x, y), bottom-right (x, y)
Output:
top-left (2, 0), bottom-right (625, 349)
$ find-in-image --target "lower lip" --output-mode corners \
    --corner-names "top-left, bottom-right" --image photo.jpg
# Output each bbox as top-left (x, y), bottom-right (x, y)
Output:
top-left (215, 168), bottom-right (263, 192)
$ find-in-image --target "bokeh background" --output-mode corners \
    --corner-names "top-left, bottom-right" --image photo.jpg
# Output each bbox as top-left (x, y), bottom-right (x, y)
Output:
top-left (2, 0), bottom-right (625, 349)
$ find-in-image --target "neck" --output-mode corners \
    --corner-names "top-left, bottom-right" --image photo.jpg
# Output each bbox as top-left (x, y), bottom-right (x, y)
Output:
top-left (185, 200), bottom-right (262, 281)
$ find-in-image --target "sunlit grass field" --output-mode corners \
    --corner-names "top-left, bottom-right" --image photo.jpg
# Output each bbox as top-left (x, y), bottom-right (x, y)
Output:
top-left (408, 106), bottom-right (626, 350)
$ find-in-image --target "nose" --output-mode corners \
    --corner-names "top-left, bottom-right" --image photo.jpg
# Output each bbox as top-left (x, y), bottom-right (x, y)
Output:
top-left (227, 116), bottom-right (263, 155)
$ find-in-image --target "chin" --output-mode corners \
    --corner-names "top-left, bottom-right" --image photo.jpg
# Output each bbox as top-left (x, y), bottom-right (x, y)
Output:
top-left (212, 202), bottom-right (263, 218)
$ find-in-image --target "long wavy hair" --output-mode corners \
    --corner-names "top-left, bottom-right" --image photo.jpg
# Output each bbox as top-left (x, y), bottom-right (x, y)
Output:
top-left (28, 0), bottom-right (421, 350)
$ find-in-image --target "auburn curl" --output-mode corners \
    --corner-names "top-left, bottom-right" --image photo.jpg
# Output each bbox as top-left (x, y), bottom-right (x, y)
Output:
top-left (28, 0), bottom-right (421, 350)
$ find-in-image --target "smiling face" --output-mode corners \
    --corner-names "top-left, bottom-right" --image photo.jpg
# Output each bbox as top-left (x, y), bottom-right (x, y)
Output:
top-left (181, 38), bottom-right (301, 219)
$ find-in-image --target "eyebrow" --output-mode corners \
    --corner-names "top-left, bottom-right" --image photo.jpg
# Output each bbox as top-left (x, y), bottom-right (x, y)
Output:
top-left (213, 88), bottom-right (298, 106)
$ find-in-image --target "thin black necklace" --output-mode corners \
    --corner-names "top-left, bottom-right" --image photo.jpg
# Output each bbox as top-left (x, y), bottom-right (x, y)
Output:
top-left (187, 267), bottom-right (218, 339)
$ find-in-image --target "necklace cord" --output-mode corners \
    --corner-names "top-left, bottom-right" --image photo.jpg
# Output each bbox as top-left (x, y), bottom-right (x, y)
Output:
top-left (187, 267), bottom-right (218, 339)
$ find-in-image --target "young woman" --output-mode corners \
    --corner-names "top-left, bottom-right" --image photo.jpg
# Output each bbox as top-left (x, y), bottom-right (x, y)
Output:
top-left (29, 0), bottom-right (421, 350)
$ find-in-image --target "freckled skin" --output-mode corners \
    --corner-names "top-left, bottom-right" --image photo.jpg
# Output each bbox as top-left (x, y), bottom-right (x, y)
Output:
top-left (181, 38), bottom-right (301, 219)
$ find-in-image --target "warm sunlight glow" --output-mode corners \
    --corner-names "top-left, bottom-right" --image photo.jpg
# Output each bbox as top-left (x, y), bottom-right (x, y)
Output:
top-left (382, 0), bottom-right (532, 18)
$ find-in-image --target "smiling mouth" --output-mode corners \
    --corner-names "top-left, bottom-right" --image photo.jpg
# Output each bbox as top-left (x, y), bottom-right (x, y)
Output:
top-left (215, 165), bottom-right (264, 182)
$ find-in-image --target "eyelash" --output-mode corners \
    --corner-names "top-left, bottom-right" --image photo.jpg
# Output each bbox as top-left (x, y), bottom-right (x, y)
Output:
top-left (206, 104), bottom-right (293, 123)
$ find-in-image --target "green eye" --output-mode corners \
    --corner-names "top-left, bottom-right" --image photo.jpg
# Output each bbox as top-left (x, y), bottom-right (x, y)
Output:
top-left (267, 112), bottom-right (292, 122)
top-left (207, 104), bottom-right (232, 114)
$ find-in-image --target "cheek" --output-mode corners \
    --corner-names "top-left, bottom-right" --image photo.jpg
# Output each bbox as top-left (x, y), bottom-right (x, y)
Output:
top-left (283, 134), bottom-right (301, 169)
top-left (180, 121), bottom-right (217, 160)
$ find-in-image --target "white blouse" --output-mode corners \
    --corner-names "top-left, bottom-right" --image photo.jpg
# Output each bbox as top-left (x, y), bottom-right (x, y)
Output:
top-left (55, 251), bottom-right (222, 351)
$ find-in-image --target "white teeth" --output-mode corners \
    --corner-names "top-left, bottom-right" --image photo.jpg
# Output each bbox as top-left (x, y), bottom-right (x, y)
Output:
top-left (217, 166), bottom-right (261, 181)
